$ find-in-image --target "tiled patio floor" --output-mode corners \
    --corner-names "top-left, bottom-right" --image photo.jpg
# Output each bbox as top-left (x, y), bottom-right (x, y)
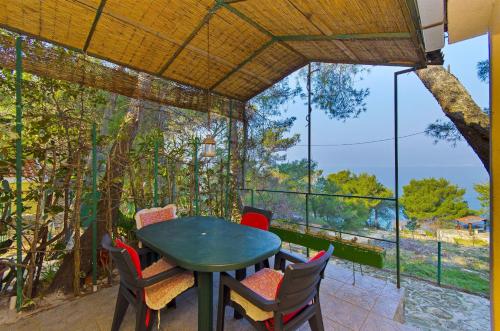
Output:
top-left (1, 262), bottom-right (415, 331)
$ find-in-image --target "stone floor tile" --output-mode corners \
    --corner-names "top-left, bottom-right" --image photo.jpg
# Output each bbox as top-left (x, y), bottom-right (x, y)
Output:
top-left (372, 293), bottom-right (404, 320)
top-left (360, 312), bottom-right (419, 331)
top-left (326, 265), bottom-right (355, 284)
top-left (320, 294), bottom-right (370, 330)
top-left (334, 283), bottom-right (378, 311)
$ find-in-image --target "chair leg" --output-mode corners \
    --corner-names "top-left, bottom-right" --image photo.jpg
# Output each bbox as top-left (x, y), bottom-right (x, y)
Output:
top-left (308, 305), bottom-right (325, 331)
top-left (216, 282), bottom-right (228, 331)
top-left (111, 287), bottom-right (129, 331)
top-left (136, 300), bottom-right (150, 331)
top-left (234, 268), bottom-right (246, 319)
top-left (146, 310), bottom-right (157, 331)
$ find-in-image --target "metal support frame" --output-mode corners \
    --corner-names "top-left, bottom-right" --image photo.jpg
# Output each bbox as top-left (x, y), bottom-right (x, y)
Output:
top-left (15, 36), bottom-right (23, 311)
top-left (437, 241), bottom-right (442, 286)
top-left (210, 40), bottom-right (274, 90)
top-left (394, 67), bottom-right (415, 289)
top-left (153, 139), bottom-right (159, 207)
top-left (305, 63), bottom-right (313, 257)
top-left (225, 101), bottom-right (233, 220)
top-left (91, 123), bottom-right (98, 291)
top-left (241, 110), bottom-right (248, 190)
top-left (83, 0), bottom-right (107, 52)
top-left (158, 2), bottom-right (223, 75)
top-left (194, 137), bottom-right (200, 215)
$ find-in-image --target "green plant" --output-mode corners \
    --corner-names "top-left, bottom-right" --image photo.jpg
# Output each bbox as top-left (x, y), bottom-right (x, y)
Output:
top-left (40, 262), bottom-right (60, 284)
top-left (453, 237), bottom-right (489, 247)
top-left (270, 225), bottom-right (385, 268)
top-left (424, 230), bottom-right (435, 237)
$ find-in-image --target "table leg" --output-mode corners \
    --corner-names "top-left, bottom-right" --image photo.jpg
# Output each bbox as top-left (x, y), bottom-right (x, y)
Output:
top-left (198, 271), bottom-right (213, 331)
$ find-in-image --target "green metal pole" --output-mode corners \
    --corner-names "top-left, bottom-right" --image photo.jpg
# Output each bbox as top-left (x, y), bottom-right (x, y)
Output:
top-left (251, 189), bottom-right (254, 207)
top-left (15, 36), bottom-right (23, 311)
top-left (153, 139), bottom-right (159, 207)
top-left (437, 241), bottom-right (442, 286)
top-left (306, 63), bottom-right (312, 257)
top-left (194, 138), bottom-right (200, 215)
top-left (225, 102), bottom-right (233, 220)
top-left (91, 123), bottom-right (98, 291)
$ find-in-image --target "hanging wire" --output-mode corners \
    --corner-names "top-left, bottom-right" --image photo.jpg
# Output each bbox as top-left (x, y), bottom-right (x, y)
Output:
top-left (292, 131), bottom-right (426, 147)
top-left (206, 16), bottom-right (211, 130)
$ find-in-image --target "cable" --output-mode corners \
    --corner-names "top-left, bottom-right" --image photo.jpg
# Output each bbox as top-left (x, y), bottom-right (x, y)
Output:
top-left (291, 131), bottom-right (426, 147)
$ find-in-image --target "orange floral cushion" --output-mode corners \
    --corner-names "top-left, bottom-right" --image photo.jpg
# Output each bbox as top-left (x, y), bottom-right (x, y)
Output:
top-left (143, 259), bottom-right (194, 310)
top-left (135, 205), bottom-right (177, 229)
top-left (230, 268), bottom-right (283, 321)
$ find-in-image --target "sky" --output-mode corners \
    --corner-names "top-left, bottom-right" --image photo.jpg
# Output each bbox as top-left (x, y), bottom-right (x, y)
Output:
top-left (272, 34), bottom-right (490, 210)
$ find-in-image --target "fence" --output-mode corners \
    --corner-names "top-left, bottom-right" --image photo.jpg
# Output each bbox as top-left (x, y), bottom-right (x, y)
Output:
top-left (238, 188), bottom-right (490, 297)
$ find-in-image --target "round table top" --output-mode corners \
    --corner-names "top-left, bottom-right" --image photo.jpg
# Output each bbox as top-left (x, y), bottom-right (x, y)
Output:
top-left (135, 216), bottom-right (282, 272)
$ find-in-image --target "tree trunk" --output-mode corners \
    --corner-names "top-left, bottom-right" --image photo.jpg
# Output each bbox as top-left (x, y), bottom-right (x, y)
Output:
top-left (415, 66), bottom-right (490, 173)
top-left (49, 73), bottom-right (152, 293)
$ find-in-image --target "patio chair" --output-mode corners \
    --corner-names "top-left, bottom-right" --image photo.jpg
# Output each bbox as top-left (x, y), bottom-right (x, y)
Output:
top-left (217, 245), bottom-right (334, 331)
top-left (135, 204), bottom-right (177, 231)
top-left (238, 206), bottom-right (273, 272)
top-left (234, 206), bottom-right (273, 319)
top-left (134, 204), bottom-right (177, 264)
top-left (102, 234), bottom-right (194, 331)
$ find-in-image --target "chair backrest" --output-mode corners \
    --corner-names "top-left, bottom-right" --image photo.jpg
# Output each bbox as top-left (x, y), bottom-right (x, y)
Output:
top-left (241, 206), bottom-right (273, 230)
top-left (135, 204), bottom-right (177, 230)
top-left (101, 234), bottom-right (140, 289)
top-left (276, 245), bottom-right (334, 315)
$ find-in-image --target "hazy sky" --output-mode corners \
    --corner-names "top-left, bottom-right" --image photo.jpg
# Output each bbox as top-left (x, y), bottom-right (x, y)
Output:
top-left (273, 34), bottom-right (490, 209)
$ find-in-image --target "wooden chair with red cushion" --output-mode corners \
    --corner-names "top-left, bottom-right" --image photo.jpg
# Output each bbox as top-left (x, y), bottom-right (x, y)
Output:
top-left (217, 245), bottom-right (334, 331)
top-left (102, 234), bottom-right (194, 331)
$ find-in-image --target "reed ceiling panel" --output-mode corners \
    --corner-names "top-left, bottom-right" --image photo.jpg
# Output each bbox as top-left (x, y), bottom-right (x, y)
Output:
top-left (342, 39), bottom-right (420, 65)
top-left (284, 40), bottom-right (353, 63)
top-left (0, 0), bottom-right (428, 101)
top-left (215, 43), bottom-right (306, 100)
top-left (230, 0), bottom-right (321, 35)
top-left (164, 6), bottom-right (271, 90)
top-left (287, 0), bottom-right (410, 35)
top-left (0, 0), bottom-right (99, 49)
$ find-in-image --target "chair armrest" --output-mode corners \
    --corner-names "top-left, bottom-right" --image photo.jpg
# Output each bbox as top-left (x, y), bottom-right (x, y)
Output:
top-left (137, 266), bottom-right (188, 288)
top-left (220, 272), bottom-right (278, 311)
top-left (274, 250), bottom-right (307, 271)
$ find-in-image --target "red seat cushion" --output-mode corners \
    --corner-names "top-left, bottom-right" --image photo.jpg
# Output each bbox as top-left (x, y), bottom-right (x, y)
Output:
top-left (265, 250), bottom-right (326, 331)
top-left (115, 239), bottom-right (143, 278)
top-left (241, 212), bottom-right (269, 231)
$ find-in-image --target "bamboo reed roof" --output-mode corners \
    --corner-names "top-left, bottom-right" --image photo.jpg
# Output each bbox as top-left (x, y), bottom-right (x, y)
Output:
top-left (0, 0), bottom-right (427, 105)
top-left (0, 33), bottom-right (245, 119)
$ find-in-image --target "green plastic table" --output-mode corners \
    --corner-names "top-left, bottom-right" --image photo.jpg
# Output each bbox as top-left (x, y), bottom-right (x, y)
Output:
top-left (135, 216), bottom-right (282, 331)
